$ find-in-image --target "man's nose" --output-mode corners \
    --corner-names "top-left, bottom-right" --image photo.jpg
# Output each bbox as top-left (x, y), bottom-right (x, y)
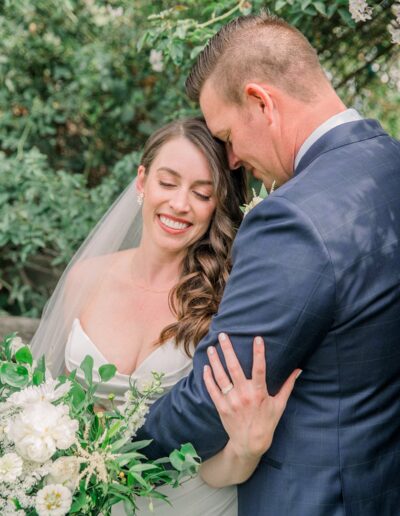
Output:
top-left (169, 189), bottom-right (190, 212)
top-left (226, 144), bottom-right (242, 170)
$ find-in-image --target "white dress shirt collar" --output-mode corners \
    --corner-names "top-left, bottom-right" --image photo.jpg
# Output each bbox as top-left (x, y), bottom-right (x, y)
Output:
top-left (294, 108), bottom-right (362, 170)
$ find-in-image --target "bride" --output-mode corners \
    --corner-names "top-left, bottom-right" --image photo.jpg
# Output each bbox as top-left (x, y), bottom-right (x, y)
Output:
top-left (31, 117), bottom-right (297, 515)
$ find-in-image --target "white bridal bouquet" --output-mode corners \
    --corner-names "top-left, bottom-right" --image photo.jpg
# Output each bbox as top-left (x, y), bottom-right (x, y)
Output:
top-left (0, 334), bottom-right (199, 515)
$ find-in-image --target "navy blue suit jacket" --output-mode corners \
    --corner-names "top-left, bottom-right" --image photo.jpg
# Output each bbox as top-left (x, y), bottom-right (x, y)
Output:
top-left (136, 120), bottom-right (400, 515)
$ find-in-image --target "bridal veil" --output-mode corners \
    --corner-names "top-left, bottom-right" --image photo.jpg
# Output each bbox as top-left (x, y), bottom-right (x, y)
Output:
top-left (30, 179), bottom-right (142, 376)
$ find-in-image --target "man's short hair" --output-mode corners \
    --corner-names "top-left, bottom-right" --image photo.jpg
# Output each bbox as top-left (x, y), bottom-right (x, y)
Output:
top-left (186, 11), bottom-right (328, 104)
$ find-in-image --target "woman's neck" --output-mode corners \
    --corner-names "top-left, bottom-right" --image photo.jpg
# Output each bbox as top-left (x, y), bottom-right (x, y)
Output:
top-left (131, 240), bottom-right (184, 290)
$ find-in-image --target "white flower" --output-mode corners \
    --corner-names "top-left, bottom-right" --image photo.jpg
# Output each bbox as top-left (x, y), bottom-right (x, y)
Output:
top-left (107, 5), bottom-right (123, 17)
top-left (241, 183), bottom-right (274, 217)
top-left (47, 457), bottom-right (80, 491)
top-left (8, 378), bottom-right (72, 407)
top-left (125, 402), bottom-right (149, 436)
top-left (149, 49), bottom-right (164, 72)
top-left (349, 0), bottom-right (373, 22)
top-left (389, 24), bottom-right (400, 44)
top-left (7, 401), bottom-right (78, 463)
top-left (388, 4), bottom-right (400, 45)
top-left (136, 376), bottom-right (156, 394)
top-left (10, 336), bottom-right (25, 355)
top-left (0, 452), bottom-right (23, 482)
top-left (15, 433), bottom-right (57, 464)
top-left (35, 484), bottom-right (72, 516)
top-left (242, 195), bottom-right (264, 217)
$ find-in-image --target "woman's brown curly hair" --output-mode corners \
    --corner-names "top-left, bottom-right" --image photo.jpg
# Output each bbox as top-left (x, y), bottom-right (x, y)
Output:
top-left (140, 117), bottom-right (247, 356)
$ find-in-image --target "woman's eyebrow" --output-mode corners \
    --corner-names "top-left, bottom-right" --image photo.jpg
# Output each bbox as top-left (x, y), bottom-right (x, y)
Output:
top-left (157, 167), bottom-right (213, 186)
top-left (157, 167), bottom-right (180, 177)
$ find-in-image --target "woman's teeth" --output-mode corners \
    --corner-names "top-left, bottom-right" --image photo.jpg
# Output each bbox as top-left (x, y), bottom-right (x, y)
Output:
top-left (160, 215), bottom-right (190, 230)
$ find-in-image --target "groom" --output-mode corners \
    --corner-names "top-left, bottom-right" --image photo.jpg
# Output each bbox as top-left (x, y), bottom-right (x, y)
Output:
top-left (136, 12), bottom-right (400, 515)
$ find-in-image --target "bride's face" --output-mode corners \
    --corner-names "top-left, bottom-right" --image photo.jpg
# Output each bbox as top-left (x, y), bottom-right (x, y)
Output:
top-left (137, 136), bottom-right (217, 256)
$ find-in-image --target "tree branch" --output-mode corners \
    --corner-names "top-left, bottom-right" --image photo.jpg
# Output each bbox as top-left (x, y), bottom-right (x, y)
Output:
top-left (197, 0), bottom-right (246, 29)
top-left (335, 42), bottom-right (396, 89)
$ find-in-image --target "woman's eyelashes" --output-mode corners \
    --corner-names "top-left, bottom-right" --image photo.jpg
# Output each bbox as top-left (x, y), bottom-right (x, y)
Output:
top-left (193, 190), bottom-right (212, 201)
top-left (159, 180), bottom-right (212, 201)
top-left (159, 180), bottom-right (176, 188)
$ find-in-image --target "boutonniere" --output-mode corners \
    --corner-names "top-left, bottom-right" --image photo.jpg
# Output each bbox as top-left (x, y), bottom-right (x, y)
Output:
top-left (240, 181), bottom-right (276, 217)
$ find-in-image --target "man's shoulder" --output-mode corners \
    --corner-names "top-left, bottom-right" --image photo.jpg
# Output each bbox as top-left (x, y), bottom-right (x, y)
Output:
top-left (278, 124), bottom-right (399, 209)
top-left (240, 126), bottom-right (400, 246)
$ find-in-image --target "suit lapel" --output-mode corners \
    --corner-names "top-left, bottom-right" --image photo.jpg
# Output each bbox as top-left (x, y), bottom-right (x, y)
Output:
top-left (295, 119), bottom-right (387, 176)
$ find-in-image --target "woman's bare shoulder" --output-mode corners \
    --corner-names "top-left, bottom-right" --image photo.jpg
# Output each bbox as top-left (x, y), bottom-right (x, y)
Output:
top-left (66, 249), bottom-right (135, 290)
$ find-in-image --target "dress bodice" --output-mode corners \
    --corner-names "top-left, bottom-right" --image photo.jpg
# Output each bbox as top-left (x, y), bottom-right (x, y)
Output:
top-left (65, 318), bottom-right (193, 404)
top-left (64, 318), bottom-right (237, 516)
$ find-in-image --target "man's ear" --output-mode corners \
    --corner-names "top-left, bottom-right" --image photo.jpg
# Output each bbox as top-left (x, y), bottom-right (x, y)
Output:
top-left (136, 165), bottom-right (146, 193)
top-left (244, 83), bottom-right (274, 122)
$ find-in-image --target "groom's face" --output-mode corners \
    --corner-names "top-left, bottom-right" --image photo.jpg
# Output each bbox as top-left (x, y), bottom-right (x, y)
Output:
top-left (200, 79), bottom-right (278, 189)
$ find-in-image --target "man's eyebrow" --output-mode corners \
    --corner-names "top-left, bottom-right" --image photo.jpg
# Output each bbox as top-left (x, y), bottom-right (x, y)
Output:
top-left (157, 167), bottom-right (213, 187)
top-left (214, 131), bottom-right (229, 143)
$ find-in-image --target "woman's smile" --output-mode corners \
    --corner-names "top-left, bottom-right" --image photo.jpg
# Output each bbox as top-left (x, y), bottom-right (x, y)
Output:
top-left (157, 214), bottom-right (193, 234)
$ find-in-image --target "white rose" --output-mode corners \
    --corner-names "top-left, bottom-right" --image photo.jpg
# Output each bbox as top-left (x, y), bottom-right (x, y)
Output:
top-left (49, 405), bottom-right (78, 450)
top-left (0, 452), bottom-right (23, 482)
top-left (35, 484), bottom-right (72, 516)
top-left (47, 457), bottom-right (80, 491)
top-left (15, 434), bottom-right (56, 463)
top-left (7, 401), bottom-right (78, 463)
top-left (9, 378), bottom-right (72, 407)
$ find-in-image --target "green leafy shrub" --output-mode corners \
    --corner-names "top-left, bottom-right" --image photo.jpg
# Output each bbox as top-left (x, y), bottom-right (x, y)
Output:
top-left (0, 148), bottom-right (139, 316)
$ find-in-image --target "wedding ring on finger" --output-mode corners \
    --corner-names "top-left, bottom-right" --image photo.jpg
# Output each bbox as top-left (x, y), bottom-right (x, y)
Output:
top-left (221, 383), bottom-right (234, 395)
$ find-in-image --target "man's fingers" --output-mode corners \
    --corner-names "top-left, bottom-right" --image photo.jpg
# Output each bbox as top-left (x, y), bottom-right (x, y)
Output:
top-left (275, 369), bottom-right (302, 411)
top-left (252, 336), bottom-right (267, 392)
top-left (218, 333), bottom-right (247, 384)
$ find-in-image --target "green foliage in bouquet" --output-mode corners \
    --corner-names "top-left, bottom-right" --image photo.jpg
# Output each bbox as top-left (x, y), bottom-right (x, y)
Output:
top-left (0, 333), bottom-right (200, 515)
top-left (0, 0), bottom-right (399, 317)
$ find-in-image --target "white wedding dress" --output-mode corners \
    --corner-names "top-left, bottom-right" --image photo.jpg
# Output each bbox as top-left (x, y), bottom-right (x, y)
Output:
top-left (65, 319), bottom-right (238, 515)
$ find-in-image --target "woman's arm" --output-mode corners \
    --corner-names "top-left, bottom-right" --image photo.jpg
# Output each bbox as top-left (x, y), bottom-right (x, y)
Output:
top-left (199, 334), bottom-right (301, 488)
top-left (199, 439), bottom-right (260, 487)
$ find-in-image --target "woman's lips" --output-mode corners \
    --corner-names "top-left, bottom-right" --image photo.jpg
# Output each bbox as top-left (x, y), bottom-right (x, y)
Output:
top-left (157, 214), bottom-right (192, 234)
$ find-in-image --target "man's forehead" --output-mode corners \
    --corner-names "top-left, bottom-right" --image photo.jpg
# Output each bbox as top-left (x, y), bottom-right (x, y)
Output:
top-left (199, 82), bottom-right (229, 138)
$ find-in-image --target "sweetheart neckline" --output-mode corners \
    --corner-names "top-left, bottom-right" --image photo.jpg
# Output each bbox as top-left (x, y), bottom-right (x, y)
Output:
top-left (71, 318), bottom-right (175, 378)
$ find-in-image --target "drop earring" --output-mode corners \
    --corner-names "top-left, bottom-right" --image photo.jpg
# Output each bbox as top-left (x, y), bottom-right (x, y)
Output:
top-left (137, 192), bottom-right (144, 206)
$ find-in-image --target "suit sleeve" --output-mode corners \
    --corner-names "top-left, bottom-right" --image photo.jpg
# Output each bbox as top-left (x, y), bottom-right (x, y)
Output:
top-left (135, 195), bottom-right (336, 460)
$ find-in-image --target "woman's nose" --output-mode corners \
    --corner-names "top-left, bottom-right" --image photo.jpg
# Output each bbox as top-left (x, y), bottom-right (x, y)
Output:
top-left (169, 189), bottom-right (190, 213)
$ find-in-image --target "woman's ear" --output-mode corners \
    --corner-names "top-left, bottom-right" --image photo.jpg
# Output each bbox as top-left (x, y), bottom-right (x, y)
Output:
top-left (136, 165), bottom-right (146, 193)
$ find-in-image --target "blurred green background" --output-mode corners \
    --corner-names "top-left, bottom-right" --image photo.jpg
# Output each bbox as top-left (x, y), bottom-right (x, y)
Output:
top-left (1, 0), bottom-right (399, 317)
